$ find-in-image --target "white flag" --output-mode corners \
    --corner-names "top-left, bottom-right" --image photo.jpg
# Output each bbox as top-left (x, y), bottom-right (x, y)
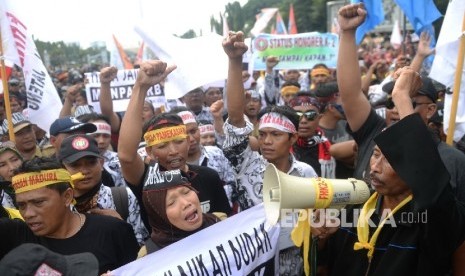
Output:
top-left (134, 25), bottom-right (228, 100)
top-left (390, 20), bottom-right (403, 49)
top-left (429, 0), bottom-right (465, 142)
top-left (0, 0), bottom-right (62, 134)
top-left (250, 8), bottom-right (279, 37)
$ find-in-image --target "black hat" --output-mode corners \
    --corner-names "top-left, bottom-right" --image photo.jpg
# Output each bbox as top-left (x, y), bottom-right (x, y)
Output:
top-left (49, 116), bottom-right (97, 136)
top-left (0, 243), bottom-right (99, 276)
top-left (59, 134), bottom-right (101, 163)
top-left (382, 76), bottom-right (438, 103)
top-left (143, 168), bottom-right (190, 191)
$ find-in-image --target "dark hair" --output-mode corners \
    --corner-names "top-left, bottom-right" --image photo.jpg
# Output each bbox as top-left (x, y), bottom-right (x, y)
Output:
top-left (142, 113), bottom-right (184, 135)
top-left (282, 80), bottom-right (301, 89)
top-left (14, 157), bottom-right (70, 194)
top-left (312, 63), bottom-right (329, 70)
top-left (198, 119), bottom-right (213, 126)
top-left (168, 106), bottom-right (191, 114)
top-left (258, 105), bottom-right (300, 131)
top-left (78, 113), bottom-right (111, 125)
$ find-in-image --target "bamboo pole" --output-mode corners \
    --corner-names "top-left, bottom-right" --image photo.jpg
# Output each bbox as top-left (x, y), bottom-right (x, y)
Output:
top-left (446, 11), bottom-right (465, 145)
top-left (0, 27), bottom-right (15, 142)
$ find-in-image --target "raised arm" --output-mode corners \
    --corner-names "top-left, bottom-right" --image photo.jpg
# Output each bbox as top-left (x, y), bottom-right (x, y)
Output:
top-left (99, 66), bottom-right (121, 133)
top-left (59, 84), bottom-right (80, 118)
top-left (361, 60), bottom-right (381, 95)
top-left (337, 4), bottom-right (372, 132)
top-left (118, 61), bottom-right (176, 185)
top-left (410, 32), bottom-right (435, 73)
top-left (222, 31), bottom-right (248, 127)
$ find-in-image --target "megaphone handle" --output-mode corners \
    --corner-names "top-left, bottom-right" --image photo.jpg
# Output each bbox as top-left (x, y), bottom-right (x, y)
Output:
top-left (310, 237), bottom-right (319, 276)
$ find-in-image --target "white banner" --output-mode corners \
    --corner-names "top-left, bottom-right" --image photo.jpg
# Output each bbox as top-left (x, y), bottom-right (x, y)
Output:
top-left (0, 0), bottom-right (62, 133)
top-left (112, 204), bottom-right (280, 276)
top-left (429, 0), bottom-right (465, 142)
top-left (135, 26), bottom-right (228, 100)
top-left (85, 69), bottom-right (165, 113)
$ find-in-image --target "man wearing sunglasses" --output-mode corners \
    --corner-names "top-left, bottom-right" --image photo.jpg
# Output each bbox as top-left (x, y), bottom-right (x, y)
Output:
top-left (288, 93), bottom-right (336, 178)
top-left (315, 82), bottom-right (355, 178)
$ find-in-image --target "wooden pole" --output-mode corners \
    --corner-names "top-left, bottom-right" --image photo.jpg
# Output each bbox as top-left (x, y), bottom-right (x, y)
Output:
top-left (0, 27), bottom-right (15, 142)
top-left (446, 11), bottom-right (465, 145)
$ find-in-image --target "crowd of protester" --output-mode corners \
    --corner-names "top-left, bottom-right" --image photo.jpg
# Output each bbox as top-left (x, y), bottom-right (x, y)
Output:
top-left (0, 3), bottom-right (464, 275)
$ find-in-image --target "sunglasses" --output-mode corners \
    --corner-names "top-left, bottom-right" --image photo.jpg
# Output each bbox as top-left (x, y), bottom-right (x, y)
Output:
top-left (296, 110), bottom-right (319, 121)
top-left (385, 98), bottom-right (432, 110)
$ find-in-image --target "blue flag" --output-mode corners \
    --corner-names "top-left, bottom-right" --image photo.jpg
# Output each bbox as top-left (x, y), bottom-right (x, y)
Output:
top-left (394, 0), bottom-right (442, 33)
top-left (351, 0), bottom-right (384, 44)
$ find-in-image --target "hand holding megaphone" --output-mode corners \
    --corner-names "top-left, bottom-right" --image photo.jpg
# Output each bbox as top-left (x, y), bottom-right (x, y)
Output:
top-left (310, 209), bottom-right (340, 240)
top-left (263, 163), bottom-right (370, 225)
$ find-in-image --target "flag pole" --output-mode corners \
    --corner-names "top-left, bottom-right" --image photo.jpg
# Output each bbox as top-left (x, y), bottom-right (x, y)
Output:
top-left (446, 11), bottom-right (465, 145)
top-left (0, 28), bottom-right (15, 142)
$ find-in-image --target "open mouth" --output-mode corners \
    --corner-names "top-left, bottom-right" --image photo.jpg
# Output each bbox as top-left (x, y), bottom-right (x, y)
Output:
top-left (185, 210), bottom-right (199, 223)
top-left (27, 222), bottom-right (43, 232)
top-left (168, 158), bottom-right (183, 167)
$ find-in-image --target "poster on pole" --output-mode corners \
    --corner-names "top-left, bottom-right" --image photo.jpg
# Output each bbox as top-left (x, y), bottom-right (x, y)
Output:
top-left (251, 32), bottom-right (339, 70)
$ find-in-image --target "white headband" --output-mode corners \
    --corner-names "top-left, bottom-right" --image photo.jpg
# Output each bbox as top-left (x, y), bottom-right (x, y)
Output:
top-left (259, 112), bottom-right (296, 133)
top-left (177, 111), bottom-right (197, 125)
top-left (199, 124), bottom-right (215, 135)
top-left (92, 122), bottom-right (111, 135)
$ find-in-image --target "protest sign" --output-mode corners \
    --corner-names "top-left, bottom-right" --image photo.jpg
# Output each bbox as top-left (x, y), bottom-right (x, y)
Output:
top-left (85, 69), bottom-right (165, 113)
top-left (251, 32), bottom-right (339, 70)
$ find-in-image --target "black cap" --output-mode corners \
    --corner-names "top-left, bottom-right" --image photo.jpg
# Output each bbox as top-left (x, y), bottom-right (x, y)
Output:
top-left (382, 76), bottom-right (438, 103)
top-left (49, 116), bottom-right (97, 136)
top-left (59, 134), bottom-right (101, 163)
top-left (0, 243), bottom-right (99, 276)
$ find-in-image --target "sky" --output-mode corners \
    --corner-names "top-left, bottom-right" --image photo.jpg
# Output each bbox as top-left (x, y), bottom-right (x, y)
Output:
top-left (16, 0), bottom-right (248, 48)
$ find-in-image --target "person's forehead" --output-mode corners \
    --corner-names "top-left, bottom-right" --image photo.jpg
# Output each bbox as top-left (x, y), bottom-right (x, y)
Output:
top-left (16, 187), bottom-right (56, 202)
top-left (293, 105), bottom-right (319, 112)
top-left (259, 127), bottom-right (288, 133)
top-left (0, 150), bottom-right (18, 161)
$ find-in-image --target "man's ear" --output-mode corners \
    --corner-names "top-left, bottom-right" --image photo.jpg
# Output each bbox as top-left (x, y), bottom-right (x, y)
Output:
top-left (63, 187), bottom-right (74, 207)
top-left (426, 103), bottom-right (437, 120)
top-left (290, 132), bottom-right (299, 145)
top-left (146, 146), bottom-right (158, 162)
top-left (50, 135), bottom-right (57, 147)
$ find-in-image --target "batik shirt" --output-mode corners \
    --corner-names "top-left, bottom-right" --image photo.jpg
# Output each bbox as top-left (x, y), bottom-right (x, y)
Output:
top-left (102, 150), bottom-right (126, 187)
top-left (95, 184), bottom-right (149, 245)
top-left (194, 106), bottom-right (214, 123)
top-left (223, 118), bottom-right (317, 211)
top-left (199, 145), bottom-right (237, 206)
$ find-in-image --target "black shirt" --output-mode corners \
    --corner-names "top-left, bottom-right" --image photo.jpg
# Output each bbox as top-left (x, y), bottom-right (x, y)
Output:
top-left (127, 164), bottom-right (232, 231)
top-left (0, 214), bottom-right (139, 274)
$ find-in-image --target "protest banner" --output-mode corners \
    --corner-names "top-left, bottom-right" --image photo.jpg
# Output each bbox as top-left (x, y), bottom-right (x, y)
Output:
top-left (135, 25), bottom-right (228, 100)
top-left (251, 32), bottom-right (339, 71)
top-left (85, 69), bottom-right (165, 113)
top-left (0, 0), bottom-right (62, 134)
top-left (112, 204), bottom-right (280, 276)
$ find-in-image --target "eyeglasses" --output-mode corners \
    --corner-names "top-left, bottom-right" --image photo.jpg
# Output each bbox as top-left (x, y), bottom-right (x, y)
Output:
top-left (296, 110), bottom-right (318, 121)
top-left (385, 98), bottom-right (432, 110)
